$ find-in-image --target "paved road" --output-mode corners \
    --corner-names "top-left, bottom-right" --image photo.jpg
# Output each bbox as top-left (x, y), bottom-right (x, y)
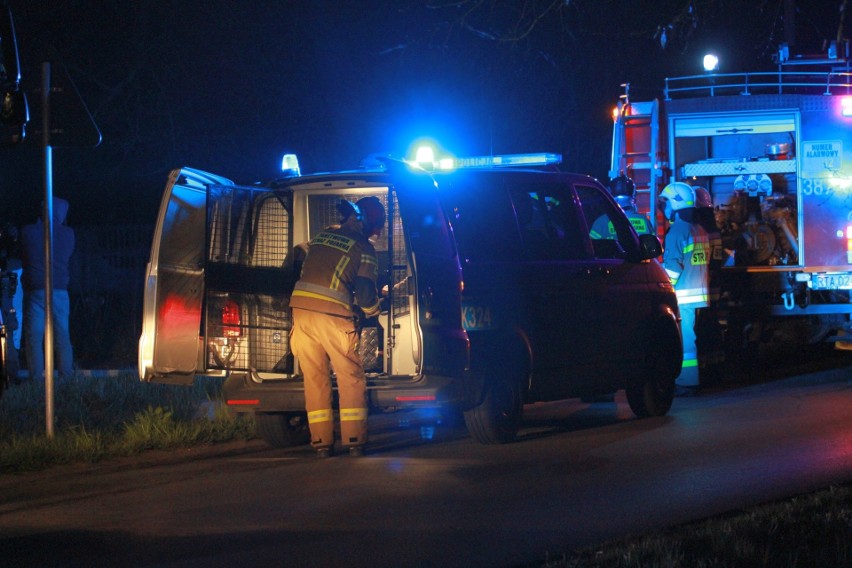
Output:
top-left (1, 364), bottom-right (851, 567)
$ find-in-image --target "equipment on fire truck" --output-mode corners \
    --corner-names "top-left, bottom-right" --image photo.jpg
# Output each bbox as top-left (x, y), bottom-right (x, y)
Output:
top-left (610, 39), bottom-right (852, 352)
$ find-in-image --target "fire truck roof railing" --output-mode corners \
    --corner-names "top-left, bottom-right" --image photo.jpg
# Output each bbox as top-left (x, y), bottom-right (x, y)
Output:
top-left (664, 69), bottom-right (852, 100)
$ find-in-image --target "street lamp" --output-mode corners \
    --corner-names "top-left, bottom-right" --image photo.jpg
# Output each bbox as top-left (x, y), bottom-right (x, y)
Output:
top-left (703, 53), bottom-right (719, 72)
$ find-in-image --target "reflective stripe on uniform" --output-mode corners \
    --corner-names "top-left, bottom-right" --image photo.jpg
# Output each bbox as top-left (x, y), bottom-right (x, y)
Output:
top-left (308, 409), bottom-right (334, 423)
top-left (360, 297), bottom-right (382, 318)
top-left (360, 253), bottom-right (378, 269)
top-left (293, 280), bottom-right (351, 306)
top-left (676, 288), bottom-right (709, 304)
top-left (682, 357), bottom-right (698, 368)
top-left (291, 289), bottom-right (351, 310)
top-left (339, 407), bottom-right (368, 421)
top-left (330, 255), bottom-right (351, 291)
top-left (666, 268), bottom-right (681, 283)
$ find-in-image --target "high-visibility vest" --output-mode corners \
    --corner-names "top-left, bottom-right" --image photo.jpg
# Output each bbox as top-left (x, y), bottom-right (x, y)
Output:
top-left (663, 218), bottom-right (710, 308)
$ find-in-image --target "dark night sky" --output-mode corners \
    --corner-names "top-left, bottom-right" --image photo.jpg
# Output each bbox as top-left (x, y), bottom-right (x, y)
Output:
top-left (0, 0), bottom-right (845, 226)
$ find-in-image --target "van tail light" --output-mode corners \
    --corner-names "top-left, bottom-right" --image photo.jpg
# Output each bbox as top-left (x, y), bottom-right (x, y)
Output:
top-left (221, 299), bottom-right (242, 337)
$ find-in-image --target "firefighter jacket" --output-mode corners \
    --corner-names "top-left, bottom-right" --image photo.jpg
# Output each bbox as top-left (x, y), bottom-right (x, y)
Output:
top-left (663, 215), bottom-right (710, 308)
top-left (289, 221), bottom-right (382, 319)
top-left (626, 211), bottom-right (653, 235)
top-left (590, 210), bottom-right (652, 239)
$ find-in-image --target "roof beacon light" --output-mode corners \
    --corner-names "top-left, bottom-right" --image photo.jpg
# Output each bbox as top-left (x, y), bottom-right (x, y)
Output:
top-left (412, 145), bottom-right (440, 170)
top-left (281, 153), bottom-right (301, 176)
top-left (841, 96), bottom-right (852, 118)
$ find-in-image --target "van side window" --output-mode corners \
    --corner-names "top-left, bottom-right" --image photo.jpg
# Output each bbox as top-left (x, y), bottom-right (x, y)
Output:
top-left (441, 176), bottom-right (523, 262)
top-left (508, 185), bottom-right (584, 260)
top-left (574, 184), bottom-right (634, 260)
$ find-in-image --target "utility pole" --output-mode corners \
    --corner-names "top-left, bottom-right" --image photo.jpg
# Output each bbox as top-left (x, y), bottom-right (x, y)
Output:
top-left (41, 61), bottom-right (56, 438)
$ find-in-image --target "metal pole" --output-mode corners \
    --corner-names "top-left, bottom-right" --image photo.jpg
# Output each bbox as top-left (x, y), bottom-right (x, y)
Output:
top-left (41, 61), bottom-right (54, 439)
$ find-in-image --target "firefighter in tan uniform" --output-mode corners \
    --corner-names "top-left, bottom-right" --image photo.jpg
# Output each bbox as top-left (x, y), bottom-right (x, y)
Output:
top-left (289, 196), bottom-right (385, 458)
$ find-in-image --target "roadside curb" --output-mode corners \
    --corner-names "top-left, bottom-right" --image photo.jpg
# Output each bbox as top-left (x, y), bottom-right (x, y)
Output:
top-left (15, 368), bottom-right (136, 379)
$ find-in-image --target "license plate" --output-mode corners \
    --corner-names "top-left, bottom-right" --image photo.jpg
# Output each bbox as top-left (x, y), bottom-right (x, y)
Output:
top-left (462, 304), bottom-right (494, 330)
top-left (812, 273), bottom-right (852, 290)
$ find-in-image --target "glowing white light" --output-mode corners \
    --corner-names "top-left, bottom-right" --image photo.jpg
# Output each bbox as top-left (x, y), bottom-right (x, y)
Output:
top-left (438, 158), bottom-right (456, 170)
top-left (829, 176), bottom-right (852, 191)
top-left (281, 154), bottom-right (300, 175)
top-left (703, 53), bottom-right (719, 72)
top-left (842, 96), bottom-right (852, 118)
top-left (415, 145), bottom-right (435, 165)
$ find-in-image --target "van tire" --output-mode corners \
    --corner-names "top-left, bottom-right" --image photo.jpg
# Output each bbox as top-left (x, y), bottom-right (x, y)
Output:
top-left (255, 412), bottom-right (311, 448)
top-left (463, 375), bottom-right (523, 444)
top-left (626, 342), bottom-right (676, 417)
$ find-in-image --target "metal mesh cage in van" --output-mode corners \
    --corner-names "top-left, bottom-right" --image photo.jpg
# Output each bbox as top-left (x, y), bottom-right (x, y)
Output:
top-left (204, 185), bottom-right (294, 373)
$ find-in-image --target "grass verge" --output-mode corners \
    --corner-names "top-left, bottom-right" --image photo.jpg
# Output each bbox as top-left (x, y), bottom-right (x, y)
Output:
top-left (0, 372), bottom-right (255, 474)
top-left (535, 483), bottom-right (852, 568)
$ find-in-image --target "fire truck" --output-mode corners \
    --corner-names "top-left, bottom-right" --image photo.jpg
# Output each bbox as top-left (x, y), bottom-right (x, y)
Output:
top-left (610, 41), bottom-right (852, 362)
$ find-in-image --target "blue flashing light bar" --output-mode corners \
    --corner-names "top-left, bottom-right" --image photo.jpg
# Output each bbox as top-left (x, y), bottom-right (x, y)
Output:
top-left (437, 152), bottom-right (562, 170)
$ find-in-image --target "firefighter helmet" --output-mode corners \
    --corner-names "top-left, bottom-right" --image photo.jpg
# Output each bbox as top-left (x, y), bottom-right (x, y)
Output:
top-left (355, 196), bottom-right (386, 238)
top-left (693, 186), bottom-right (713, 209)
top-left (659, 182), bottom-right (696, 221)
top-left (335, 199), bottom-right (359, 223)
top-left (609, 175), bottom-right (636, 209)
top-left (660, 182), bottom-right (695, 211)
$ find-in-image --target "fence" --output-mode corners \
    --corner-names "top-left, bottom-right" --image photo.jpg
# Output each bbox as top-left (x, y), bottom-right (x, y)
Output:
top-left (69, 224), bottom-right (152, 369)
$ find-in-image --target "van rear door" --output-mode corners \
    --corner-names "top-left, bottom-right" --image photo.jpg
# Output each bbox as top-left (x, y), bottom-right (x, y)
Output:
top-left (139, 168), bottom-right (233, 384)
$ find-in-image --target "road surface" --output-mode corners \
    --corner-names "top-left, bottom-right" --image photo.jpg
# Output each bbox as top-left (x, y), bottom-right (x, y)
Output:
top-left (1, 363), bottom-right (850, 567)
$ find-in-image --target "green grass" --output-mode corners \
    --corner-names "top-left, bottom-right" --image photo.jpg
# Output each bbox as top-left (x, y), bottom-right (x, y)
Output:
top-left (0, 372), bottom-right (255, 474)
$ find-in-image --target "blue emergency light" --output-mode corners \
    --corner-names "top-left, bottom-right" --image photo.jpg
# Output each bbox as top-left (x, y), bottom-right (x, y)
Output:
top-left (281, 154), bottom-right (301, 176)
top-left (411, 144), bottom-right (562, 171)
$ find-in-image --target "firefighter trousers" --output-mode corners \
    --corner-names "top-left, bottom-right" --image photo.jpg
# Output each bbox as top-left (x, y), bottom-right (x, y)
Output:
top-left (676, 305), bottom-right (700, 387)
top-left (290, 308), bottom-right (368, 448)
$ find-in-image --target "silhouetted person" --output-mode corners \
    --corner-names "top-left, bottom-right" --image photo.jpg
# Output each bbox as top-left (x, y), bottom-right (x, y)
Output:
top-left (21, 198), bottom-right (75, 380)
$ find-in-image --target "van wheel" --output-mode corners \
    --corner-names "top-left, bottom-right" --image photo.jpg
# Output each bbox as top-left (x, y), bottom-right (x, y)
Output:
top-left (626, 344), bottom-right (676, 417)
top-left (464, 376), bottom-right (523, 444)
top-left (255, 412), bottom-right (311, 448)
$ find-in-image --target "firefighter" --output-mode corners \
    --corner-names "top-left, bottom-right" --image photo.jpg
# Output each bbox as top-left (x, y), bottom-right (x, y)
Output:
top-left (609, 174), bottom-right (653, 235)
top-left (289, 196), bottom-right (384, 458)
top-left (693, 186), bottom-right (725, 384)
top-left (659, 182), bottom-right (710, 396)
